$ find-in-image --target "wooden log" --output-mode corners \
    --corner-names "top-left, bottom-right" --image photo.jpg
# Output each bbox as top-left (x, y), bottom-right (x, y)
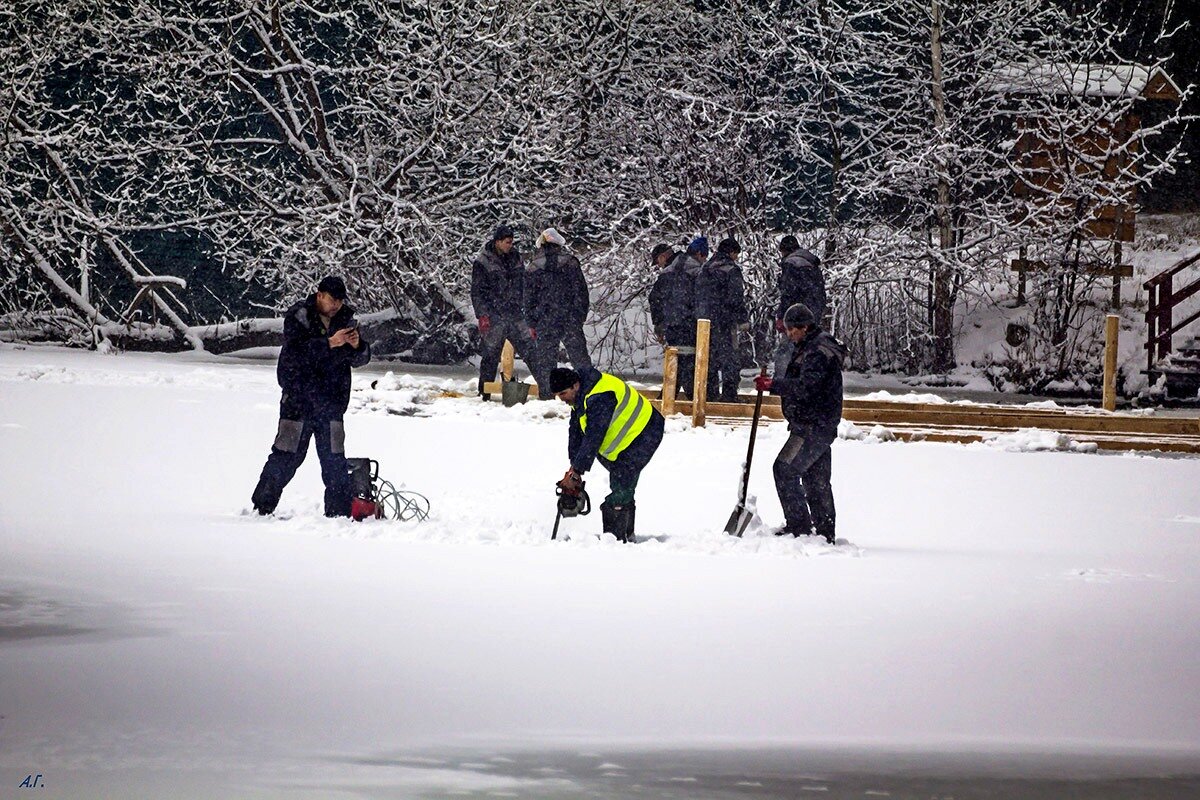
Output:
top-left (662, 347), bottom-right (678, 417)
top-left (1103, 314), bottom-right (1119, 412)
top-left (693, 319), bottom-right (711, 428)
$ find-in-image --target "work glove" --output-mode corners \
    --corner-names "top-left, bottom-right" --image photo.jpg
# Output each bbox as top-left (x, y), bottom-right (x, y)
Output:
top-left (478, 315), bottom-right (491, 336)
top-left (529, 327), bottom-right (537, 340)
top-left (775, 318), bottom-right (786, 333)
top-left (557, 468), bottom-right (583, 495)
top-left (754, 374), bottom-right (773, 393)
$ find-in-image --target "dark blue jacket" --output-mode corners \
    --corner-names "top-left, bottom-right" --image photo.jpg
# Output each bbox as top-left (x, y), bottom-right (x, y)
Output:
top-left (695, 253), bottom-right (749, 328)
top-left (565, 367), bottom-right (663, 474)
top-left (648, 251), bottom-right (699, 344)
top-left (770, 327), bottom-right (845, 432)
top-left (471, 241), bottom-right (525, 320)
top-left (777, 247), bottom-right (827, 323)
top-left (524, 243), bottom-right (589, 330)
top-left (277, 295), bottom-right (371, 417)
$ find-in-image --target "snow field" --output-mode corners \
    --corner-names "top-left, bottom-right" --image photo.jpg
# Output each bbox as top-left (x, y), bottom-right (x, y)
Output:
top-left (1, 345), bottom-right (1199, 794)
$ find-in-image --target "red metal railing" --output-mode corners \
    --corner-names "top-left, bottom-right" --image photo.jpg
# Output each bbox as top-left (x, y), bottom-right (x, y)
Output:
top-left (1145, 250), bottom-right (1200, 374)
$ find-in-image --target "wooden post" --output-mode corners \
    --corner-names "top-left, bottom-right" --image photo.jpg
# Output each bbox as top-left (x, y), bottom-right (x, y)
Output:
top-left (1016, 243), bottom-right (1027, 306)
top-left (500, 340), bottom-right (515, 381)
top-left (661, 347), bottom-right (678, 417)
top-left (1103, 314), bottom-right (1119, 412)
top-left (693, 319), bottom-right (711, 428)
top-left (1111, 241), bottom-right (1123, 310)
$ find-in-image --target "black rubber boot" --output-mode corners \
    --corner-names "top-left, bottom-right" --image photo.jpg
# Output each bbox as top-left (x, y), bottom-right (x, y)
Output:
top-left (611, 504), bottom-right (635, 543)
top-left (600, 501), bottom-right (617, 536)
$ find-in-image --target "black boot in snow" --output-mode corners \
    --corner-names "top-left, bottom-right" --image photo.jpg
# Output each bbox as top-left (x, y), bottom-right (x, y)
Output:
top-left (611, 504), bottom-right (635, 543)
top-left (600, 501), bottom-right (617, 536)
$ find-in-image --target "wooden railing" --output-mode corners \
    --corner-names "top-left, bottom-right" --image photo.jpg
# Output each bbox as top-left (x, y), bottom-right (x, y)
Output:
top-left (1145, 250), bottom-right (1200, 374)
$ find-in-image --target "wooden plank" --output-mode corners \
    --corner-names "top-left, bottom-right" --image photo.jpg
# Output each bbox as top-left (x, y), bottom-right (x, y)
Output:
top-left (653, 398), bottom-right (1200, 437)
top-left (483, 380), bottom-right (540, 398)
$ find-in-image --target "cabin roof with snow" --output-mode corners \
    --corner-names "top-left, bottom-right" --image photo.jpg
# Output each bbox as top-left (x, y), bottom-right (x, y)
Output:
top-left (987, 62), bottom-right (1182, 102)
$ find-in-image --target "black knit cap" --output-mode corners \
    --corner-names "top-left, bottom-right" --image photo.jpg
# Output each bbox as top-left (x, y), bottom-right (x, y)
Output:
top-left (650, 243), bottom-right (673, 263)
top-left (783, 302), bottom-right (815, 329)
top-left (317, 275), bottom-right (347, 300)
top-left (779, 235), bottom-right (799, 254)
top-left (548, 367), bottom-right (580, 394)
top-left (493, 224), bottom-right (515, 242)
top-left (717, 236), bottom-right (740, 255)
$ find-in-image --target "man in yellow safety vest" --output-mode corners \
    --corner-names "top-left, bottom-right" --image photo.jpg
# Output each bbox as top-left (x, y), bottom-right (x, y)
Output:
top-left (548, 366), bottom-right (665, 543)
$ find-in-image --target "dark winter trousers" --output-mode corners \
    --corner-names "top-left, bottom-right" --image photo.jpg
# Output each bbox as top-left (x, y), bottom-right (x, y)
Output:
top-left (478, 316), bottom-right (538, 395)
top-left (706, 325), bottom-right (741, 402)
top-left (773, 425), bottom-right (836, 543)
top-left (533, 323), bottom-right (592, 397)
top-left (597, 412), bottom-right (664, 541)
top-left (251, 410), bottom-right (352, 517)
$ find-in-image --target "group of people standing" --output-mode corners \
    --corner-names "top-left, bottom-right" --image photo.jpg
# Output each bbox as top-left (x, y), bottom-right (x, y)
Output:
top-left (249, 226), bottom-right (843, 547)
top-left (649, 234), bottom-right (829, 399)
top-left (471, 225), bottom-right (591, 399)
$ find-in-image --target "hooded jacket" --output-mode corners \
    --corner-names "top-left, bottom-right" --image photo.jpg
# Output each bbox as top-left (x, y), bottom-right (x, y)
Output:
top-left (695, 252), bottom-right (749, 328)
top-left (524, 243), bottom-right (589, 330)
top-left (471, 241), bottom-right (525, 320)
top-left (777, 247), bottom-right (827, 323)
top-left (277, 294), bottom-right (372, 417)
top-left (770, 326), bottom-right (845, 432)
top-left (648, 251), bottom-right (701, 341)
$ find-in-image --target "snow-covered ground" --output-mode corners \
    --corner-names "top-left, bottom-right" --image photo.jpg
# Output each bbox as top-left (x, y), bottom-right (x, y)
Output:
top-left (2, 345), bottom-right (1199, 798)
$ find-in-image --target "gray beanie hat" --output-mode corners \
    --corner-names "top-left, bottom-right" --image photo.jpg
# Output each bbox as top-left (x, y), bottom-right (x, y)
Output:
top-left (783, 302), bottom-right (816, 329)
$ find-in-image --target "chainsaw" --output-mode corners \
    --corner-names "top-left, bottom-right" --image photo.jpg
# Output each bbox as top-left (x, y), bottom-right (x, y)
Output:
top-left (551, 474), bottom-right (591, 540)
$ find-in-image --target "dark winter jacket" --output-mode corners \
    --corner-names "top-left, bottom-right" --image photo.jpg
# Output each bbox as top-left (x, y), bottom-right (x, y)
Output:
top-left (276, 295), bottom-right (372, 418)
top-left (648, 251), bottom-right (700, 344)
top-left (524, 243), bottom-right (589, 331)
top-left (471, 241), bottom-right (526, 320)
top-left (695, 253), bottom-right (749, 329)
top-left (777, 247), bottom-right (827, 323)
top-left (770, 326), bottom-right (845, 433)
top-left (565, 367), bottom-right (663, 474)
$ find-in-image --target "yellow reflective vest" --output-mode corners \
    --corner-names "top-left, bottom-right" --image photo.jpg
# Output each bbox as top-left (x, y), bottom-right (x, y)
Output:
top-left (579, 372), bottom-right (654, 461)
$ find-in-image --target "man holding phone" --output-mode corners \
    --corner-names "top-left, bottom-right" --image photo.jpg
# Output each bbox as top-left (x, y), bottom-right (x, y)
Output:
top-left (251, 275), bottom-right (371, 517)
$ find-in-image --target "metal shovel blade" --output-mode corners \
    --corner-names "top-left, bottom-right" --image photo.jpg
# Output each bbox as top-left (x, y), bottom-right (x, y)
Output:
top-left (724, 503), bottom-right (754, 537)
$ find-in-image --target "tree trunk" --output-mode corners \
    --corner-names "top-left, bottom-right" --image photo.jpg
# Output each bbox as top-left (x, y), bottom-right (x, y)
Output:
top-left (929, 0), bottom-right (955, 373)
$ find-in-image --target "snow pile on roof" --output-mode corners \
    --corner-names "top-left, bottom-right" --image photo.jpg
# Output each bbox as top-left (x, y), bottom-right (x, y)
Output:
top-left (987, 62), bottom-right (1181, 100)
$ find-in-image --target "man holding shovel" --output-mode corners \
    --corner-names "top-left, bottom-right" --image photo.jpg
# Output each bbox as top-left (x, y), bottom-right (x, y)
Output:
top-left (754, 303), bottom-right (845, 544)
